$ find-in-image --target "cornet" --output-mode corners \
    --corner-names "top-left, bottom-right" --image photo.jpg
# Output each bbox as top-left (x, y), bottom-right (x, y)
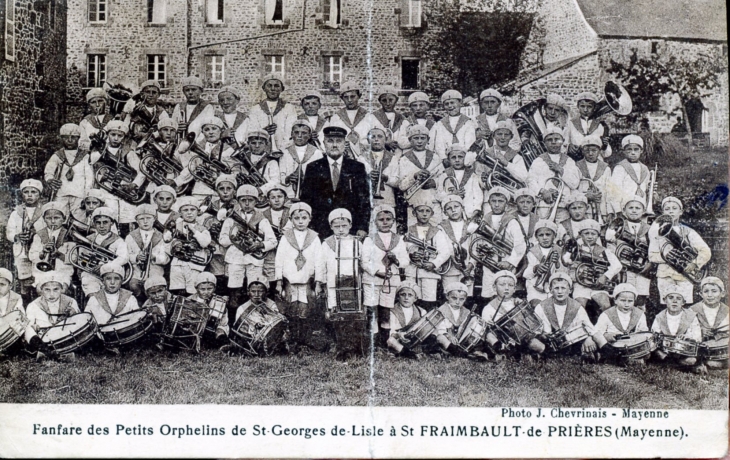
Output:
top-left (536, 177), bottom-right (565, 222)
top-left (405, 162), bottom-right (443, 200)
top-left (578, 178), bottom-right (603, 225)
top-left (35, 236), bottom-right (57, 272)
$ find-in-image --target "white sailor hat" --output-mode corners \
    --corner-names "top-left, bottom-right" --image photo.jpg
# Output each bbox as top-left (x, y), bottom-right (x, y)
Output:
top-left (328, 208), bottom-right (352, 224)
top-left (84, 189), bottom-right (107, 202)
top-left (566, 190), bottom-right (588, 206)
top-left (549, 270), bottom-right (573, 287)
top-left (486, 186), bottom-right (512, 201)
top-left (581, 135), bottom-right (603, 148)
top-left (543, 126), bottom-right (564, 139)
top-left (396, 281), bottom-right (422, 299)
top-left (292, 119), bottom-right (313, 131)
top-left (194, 271), bottom-right (217, 287)
top-left (373, 204), bottom-right (396, 219)
top-left (446, 143), bottom-right (467, 155)
top-left (444, 282), bottom-right (469, 294)
top-left (261, 73), bottom-right (284, 87)
top-left (152, 184), bottom-right (177, 200)
top-left (407, 92), bottom-right (430, 104)
top-left (441, 194), bottom-right (463, 207)
top-left (260, 181), bottom-right (293, 198)
top-left (440, 90), bottom-right (462, 102)
top-left (339, 81), bottom-right (360, 95)
top-left (106, 120), bottom-right (129, 135)
top-left (59, 123), bottom-right (81, 136)
top-left (479, 88), bottom-right (503, 101)
top-left (576, 91), bottom-right (599, 103)
top-left (86, 88), bottom-right (107, 102)
top-left (621, 134), bottom-right (644, 149)
top-left (181, 76), bottom-right (204, 89)
top-left (20, 179), bottom-right (43, 192)
top-left (513, 188), bottom-right (535, 201)
top-left (367, 127), bottom-right (387, 137)
top-left (410, 195), bottom-right (435, 210)
top-left (700, 276), bottom-right (725, 292)
top-left (236, 184), bottom-right (259, 199)
top-left (157, 117), bottom-right (178, 130)
top-left (0, 268), bottom-right (13, 284)
top-left (407, 124), bottom-right (430, 138)
top-left (247, 274), bottom-right (270, 289)
top-left (534, 219), bottom-right (558, 234)
top-left (174, 196), bottom-right (201, 212)
top-left (247, 129), bottom-right (271, 141)
top-left (378, 85), bottom-right (399, 98)
top-left (139, 80), bottom-right (161, 91)
top-left (493, 270), bottom-right (517, 284)
top-left (493, 119), bottom-right (515, 133)
top-left (623, 195), bottom-right (646, 208)
top-left (215, 174), bottom-right (238, 188)
top-left (200, 116), bottom-right (224, 129)
top-left (661, 196), bottom-right (683, 210)
top-left (612, 283), bottom-right (638, 298)
top-left (135, 203), bottom-right (157, 218)
top-left (661, 283), bottom-right (687, 302)
top-left (301, 90), bottom-right (323, 101)
top-left (289, 202), bottom-right (312, 216)
top-left (41, 201), bottom-right (67, 217)
top-left (218, 86), bottom-right (242, 100)
top-left (545, 93), bottom-right (566, 108)
top-left (36, 271), bottom-right (70, 289)
top-left (100, 262), bottom-right (125, 277)
top-left (577, 218), bottom-right (601, 233)
top-left (91, 206), bottom-right (116, 221)
top-left (144, 275), bottom-right (167, 291)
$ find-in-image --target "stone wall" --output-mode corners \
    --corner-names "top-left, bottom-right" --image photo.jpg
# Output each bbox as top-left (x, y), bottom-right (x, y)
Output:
top-left (1, 0), bottom-right (67, 189)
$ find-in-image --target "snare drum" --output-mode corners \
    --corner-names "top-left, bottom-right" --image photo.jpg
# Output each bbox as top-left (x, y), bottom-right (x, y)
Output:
top-left (0, 311), bottom-right (25, 352)
top-left (161, 297), bottom-right (208, 353)
top-left (402, 310), bottom-right (445, 346)
top-left (40, 313), bottom-right (98, 355)
top-left (700, 338), bottom-right (728, 361)
top-left (98, 310), bottom-right (153, 346)
top-left (456, 314), bottom-right (488, 353)
top-left (492, 302), bottom-right (543, 346)
top-left (658, 335), bottom-right (699, 357)
top-left (610, 332), bottom-right (657, 359)
top-left (204, 296), bottom-right (228, 337)
top-left (547, 324), bottom-right (589, 351)
top-left (230, 303), bottom-right (288, 356)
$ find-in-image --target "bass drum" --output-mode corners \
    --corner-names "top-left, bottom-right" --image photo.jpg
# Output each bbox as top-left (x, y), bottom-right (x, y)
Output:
top-left (40, 313), bottom-right (99, 355)
top-left (230, 303), bottom-right (288, 356)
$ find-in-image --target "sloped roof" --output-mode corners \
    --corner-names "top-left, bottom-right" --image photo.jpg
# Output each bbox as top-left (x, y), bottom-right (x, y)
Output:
top-left (576, 0), bottom-right (727, 42)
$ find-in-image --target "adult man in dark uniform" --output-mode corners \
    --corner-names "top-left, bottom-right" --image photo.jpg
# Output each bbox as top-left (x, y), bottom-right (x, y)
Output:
top-left (299, 127), bottom-right (371, 238)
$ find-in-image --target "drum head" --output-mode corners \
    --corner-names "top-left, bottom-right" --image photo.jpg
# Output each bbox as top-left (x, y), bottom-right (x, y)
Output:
top-left (42, 313), bottom-right (94, 342)
top-left (257, 318), bottom-right (288, 356)
top-left (100, 311), bottom-right (148, 332)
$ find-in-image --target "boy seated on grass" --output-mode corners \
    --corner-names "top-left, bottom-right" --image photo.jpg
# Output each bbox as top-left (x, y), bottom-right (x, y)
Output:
top-left (0, 268), bottom-right (50, 360)
top-left (434, 282), bottom-right (489, 361)
top-left (650, 286), bottom-right (702, 371)
top-left (141, 275), bottom-right (174, 329)
top-left (594, 283), bottom-right (650, 365)
top-left (533, 272), bottom-right (607, 361)
top-left (482, 271), bottom-right (545, 359)
top-left (387, 281), bottom-right (428, 360)
top-left (221, 276), bottom-right (283, 355)
top-left (85, 262), bottom-right (139, 355)
top-left (187, 272), bottom-right (229, 345)
top-left (690, 277), bottom-right (728, 371)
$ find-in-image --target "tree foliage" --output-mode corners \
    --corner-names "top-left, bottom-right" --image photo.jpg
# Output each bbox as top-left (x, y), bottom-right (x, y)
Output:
top-left (415, 0), bottom-right (538, 98)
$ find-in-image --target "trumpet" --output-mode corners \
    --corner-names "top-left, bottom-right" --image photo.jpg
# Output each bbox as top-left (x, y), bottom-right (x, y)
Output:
top-left (536, 177), bottom-right (565, 222)
top-left (578, 178), bottom-right (603, 225)
top-left (186, 135), bottom-right (233, 190)
top-left (468, 220), bottom-right (514, 273)
top-left (404, 233), bottom-right (449, 274)
top-left (476, 145), bottom-right (527, 193)
top-left (170, 225), bottom-right (213, 266)
top-left (533, 244), bottom-right (562, 294)
top-left (67, 229), bottom-right (133, 283)
top-left (608, 217), bottom-right (649, 273)
top-left (48, 161), bottom-right (64, 202)
top-left (655, 215), bottom-right (706, 283)
top-left (372, 159), bottom-right (385, 200)
top-left (35, 236), bottom-right (57, 272)
top-left (404, 161), bottom-right (443, 200)
top-left (94, 149), bottom-right (149, 204)
top-left (227, 211), bottom-right (266, 260)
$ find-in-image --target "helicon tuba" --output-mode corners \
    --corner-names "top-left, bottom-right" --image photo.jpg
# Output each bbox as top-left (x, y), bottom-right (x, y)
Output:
top-left (511, 98), bottom-right (548, 169)
top-left (655, 215), bottom-right (707, 283)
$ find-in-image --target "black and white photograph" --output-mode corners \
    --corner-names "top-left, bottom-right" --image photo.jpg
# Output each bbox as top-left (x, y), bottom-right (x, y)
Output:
top-left (0, 0), bottom-right (728, 456)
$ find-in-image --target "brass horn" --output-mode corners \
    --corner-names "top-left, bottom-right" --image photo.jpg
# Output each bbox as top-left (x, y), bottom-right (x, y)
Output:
top-left (592, 81), bottom-right (633, 119)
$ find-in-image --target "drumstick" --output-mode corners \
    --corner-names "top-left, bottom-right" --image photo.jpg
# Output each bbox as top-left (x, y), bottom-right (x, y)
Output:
top-left (60, 315), bottom-right (69, 332)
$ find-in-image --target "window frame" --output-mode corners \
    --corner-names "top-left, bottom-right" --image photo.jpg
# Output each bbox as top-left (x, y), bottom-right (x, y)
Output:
top-left (403, 0), bottom-right (421, 28)
top-left (88, 0), bottom-right (108, 23)
top-left (206, 55), bottom-right (226, 87)
top-left (147, 54), bottom-right (167, 88)
top-left (147, 0), bottom-right (167, 24)
top-left (264, 54), bottom-right (285, 79)
top-left (401, 57), bottom-right (421, 90)
top-left (4, 0), bottom-right (15, 61)
top-left (86, 54), bottom-right (107, 88)
top-left (322, 0), bottom-right (341, 28)
top-left (265, 0), bottom-right (285, 25)
top-left (206, 0), bottom-right (225, 24)
top-left (323, 55), bottom-right (344, 88)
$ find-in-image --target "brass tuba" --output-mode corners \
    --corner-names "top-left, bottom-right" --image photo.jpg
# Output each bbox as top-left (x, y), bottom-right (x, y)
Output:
top-left (67, 229), bottom-right (134, 284)
top-left (475, 144), bottom-right (527, 193)
top-left (228, 141), bottom-right (268, 189)
top-left (139, 133), bottom-right (184, 186)
top-left (655, 215), bottom-right (707, 283)
top-left (227, 211), bottom-right (266, 260)
top-left (468, 219), bottom-right (514, 273)
top-left (592, 81), bottom-right (633, 119)
top-left (607, 217), bottom-right (650, 273)
top-left (512, 99), bottom-right (548, 169)
top-left (185, 133), bottom-right (233, 189)
top-left (169, 224), bottom-right (214, 266)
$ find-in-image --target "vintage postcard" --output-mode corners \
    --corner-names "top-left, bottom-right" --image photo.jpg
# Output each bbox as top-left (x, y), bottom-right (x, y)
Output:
top-left (0, 0), bottom-right (727, 457)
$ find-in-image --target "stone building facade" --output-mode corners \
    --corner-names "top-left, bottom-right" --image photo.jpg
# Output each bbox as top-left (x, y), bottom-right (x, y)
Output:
top-left (1, 0), bottom-right (67, 184)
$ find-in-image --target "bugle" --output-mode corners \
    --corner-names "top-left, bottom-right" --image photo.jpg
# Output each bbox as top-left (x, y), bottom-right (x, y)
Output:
top-left (48, 161), bottom-right (64, 202)
top-left (535, 177), bottom-right (565, 222)
top-left (655, 215), bottom-right (707, 283)
top-left (404, 161), bottom-right (443, 200)
top-left (35, 236), bottom-right (57, 272)
top-left (372, 159), bottom-right (385, 200)
top-left (67, 229), bottom-right (133, 284)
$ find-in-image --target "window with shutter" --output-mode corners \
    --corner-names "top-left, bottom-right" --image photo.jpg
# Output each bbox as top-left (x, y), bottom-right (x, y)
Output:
top-left (207, 0), bottom-right (224, 24)
top-left (4, 0), bottom-right (15, 61)
top-left (148, 0), bottom-right (167, 24)
top-left (322, 0), bottom-right (341, 28)
top-left (265, 0), bottom-right (285, 24)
